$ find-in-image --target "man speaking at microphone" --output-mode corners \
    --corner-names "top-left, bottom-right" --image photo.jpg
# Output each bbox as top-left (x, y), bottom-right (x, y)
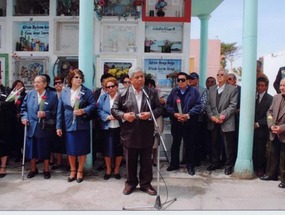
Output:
top-left (111, 67), bottom-right (162, 196)
top-left (166, 72), bottom-right (202, 175)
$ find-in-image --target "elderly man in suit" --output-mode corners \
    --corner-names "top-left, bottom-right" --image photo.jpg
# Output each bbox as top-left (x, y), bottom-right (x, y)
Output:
top-left (253, 77), bottom-right (273, 177)
top-left (206, 68), bottom-right (238, 175)
top-left (111, 67), bottom-right (162, 196)
top-left (260, 78), bottom-right (285, 189)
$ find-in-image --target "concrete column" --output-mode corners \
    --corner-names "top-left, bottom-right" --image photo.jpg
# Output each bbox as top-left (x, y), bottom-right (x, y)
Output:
top-left (79, 0), bottom-right (94, 169)
top-left (233, 0), bottom-right (258, 179)
top-left (198, 15), bottom-right (210, 88)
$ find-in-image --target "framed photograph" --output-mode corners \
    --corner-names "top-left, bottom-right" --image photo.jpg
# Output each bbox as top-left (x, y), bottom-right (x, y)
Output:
top-left (100, 21), bottom-right (137, 53)
top-left (14, 57), bottom-right (49, 90)
top-left (0, 53), bottom-right (8, 86)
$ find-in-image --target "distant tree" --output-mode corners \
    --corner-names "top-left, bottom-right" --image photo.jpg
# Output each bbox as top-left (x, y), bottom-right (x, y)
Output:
top-left (220, 42), bottom-right (241, 70)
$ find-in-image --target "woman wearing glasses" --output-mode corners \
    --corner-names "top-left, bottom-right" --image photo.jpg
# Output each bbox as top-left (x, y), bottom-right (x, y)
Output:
top-left (56, 69), bottom-right (96, 183)
top-left (98, 77), bottom-right (123, 180)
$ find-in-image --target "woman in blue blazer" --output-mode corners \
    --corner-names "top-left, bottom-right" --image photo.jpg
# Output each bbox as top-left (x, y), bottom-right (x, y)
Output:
top-left (56, 69), bottom-right (95, 183)
top-left (98, 77), bottom-right (123, 180)
top-left (21, 75), bottom-right (58, 179)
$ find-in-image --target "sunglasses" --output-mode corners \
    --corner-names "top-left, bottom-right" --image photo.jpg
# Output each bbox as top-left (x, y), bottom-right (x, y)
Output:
top-left (227, 78), bottom-right (233, 81)
top-left (217, 74), bottom-right (224, 77)
top-left (207, 80), bottom-right (215, 83)
top-left (54, 81), bottom-right (62, 85)
top-left (177, 78), bottom-right (186, 83)
top-left (123, 81), bottom-right (131, 84)
top-left (106, 85), bottom-right (116, 89)
top-left (74, 76), bottom-right (82, 79)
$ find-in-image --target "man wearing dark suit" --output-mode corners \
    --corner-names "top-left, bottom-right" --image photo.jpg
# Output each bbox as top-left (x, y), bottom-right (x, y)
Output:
top-left (260, 78), bottom-right (285, 189)
top-left (253, 77), bottom-right (273, 177)
top-left (111, 67), bottom-right (162, 196)
top-left (206, 68), bottom-right (238, 175)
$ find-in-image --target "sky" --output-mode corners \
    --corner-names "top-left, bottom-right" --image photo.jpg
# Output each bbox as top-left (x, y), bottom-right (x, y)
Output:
top-left (190, 0), bottom-right (285, 69)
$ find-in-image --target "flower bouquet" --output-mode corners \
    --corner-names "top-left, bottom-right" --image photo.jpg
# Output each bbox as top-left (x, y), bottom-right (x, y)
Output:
top-left (155, 0), bottom-right (167, 16)
top-left (38, 95), bottom-right (47, 123)
top-left (215, 114), bottom-right (225, 122)
top-left (267, 115), bottom-right (274, 126)
top-left (72, 95), bottom-right (80, 124)
top-left (5, 87), bottom-right (24, 102)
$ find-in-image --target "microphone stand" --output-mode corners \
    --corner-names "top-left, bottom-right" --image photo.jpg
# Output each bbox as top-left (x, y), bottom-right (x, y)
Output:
top-left (123, 88), bottom-right (177, 210)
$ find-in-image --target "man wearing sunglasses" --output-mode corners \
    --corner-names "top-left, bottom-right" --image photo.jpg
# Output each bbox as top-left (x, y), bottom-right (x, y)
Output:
top-left (206, 69), bottom-right (238, 175)
top-left (166, 72), bottom-right (202, 175)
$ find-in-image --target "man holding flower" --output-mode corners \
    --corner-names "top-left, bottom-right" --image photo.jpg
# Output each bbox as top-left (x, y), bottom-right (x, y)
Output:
top-left (206, 68), bottom-right (238, 175)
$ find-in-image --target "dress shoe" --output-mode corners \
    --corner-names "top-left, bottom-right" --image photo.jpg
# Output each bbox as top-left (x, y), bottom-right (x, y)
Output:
top-left (43, 171), bottom-right (51, 179)
top-left (166, 166), bottom-right (179, 171)
top-left (123, 186), bottom-right (136, 195)
top-left (260, 175), bottom-right (278, 181)
top-left (114, 173), bottom-right (121, 180)
top-left (76, 171), bottom-right (84, 183)
top-left (140, 185), bottom-right (157, 196)
top-left (256, 170), bottom-right (265, 177)
top-left (187, 168), bottom-right (195, 176)
top-left (278, 182), bottom-right (285, 188)
top-left (206, 165), bottom-right (219, 171)
top-left (104, 174), bottom-right (111, 180)
top-left (27, 168), bottom-right (38, 178)
top-left (225, 168), bottom-right (233, 175)
top-left (67, 176), bottom-right (76, 182)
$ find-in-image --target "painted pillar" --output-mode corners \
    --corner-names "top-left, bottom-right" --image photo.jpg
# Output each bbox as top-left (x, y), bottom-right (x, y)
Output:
top-left (79, 0), bottom-right (94, 169)
top-left (233, 0), bottom-right (258, 179)
top-left (198, 15), bottom-right (210, 88)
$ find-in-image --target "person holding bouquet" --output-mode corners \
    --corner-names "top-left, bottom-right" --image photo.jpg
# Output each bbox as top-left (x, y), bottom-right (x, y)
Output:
top-left (56, 69), bottom-right (96, 183)
top-left (0, 77), bottom-right (13, 178)
top-left (9, 80), bottom-right (26, 162)
top-left (21, 75), bottom-right (58, 179)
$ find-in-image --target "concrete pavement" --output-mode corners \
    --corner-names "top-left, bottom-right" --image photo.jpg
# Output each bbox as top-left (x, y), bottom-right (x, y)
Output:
top-left (0, 158), bottom-right (285, 212)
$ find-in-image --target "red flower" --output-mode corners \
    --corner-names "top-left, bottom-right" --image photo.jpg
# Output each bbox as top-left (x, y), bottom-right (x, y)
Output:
top-left (42, 95), bottom-right (47, 100)
top-left (16, 100), bottom-right (21, 106)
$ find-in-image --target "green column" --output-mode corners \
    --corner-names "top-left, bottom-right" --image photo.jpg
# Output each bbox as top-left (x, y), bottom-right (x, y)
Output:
top-left (198, 15), bottom-right (210, 88)
top-left (79, 0), bottom-right (94, 169)
top-left (233, 0), bottom-right (258, 179)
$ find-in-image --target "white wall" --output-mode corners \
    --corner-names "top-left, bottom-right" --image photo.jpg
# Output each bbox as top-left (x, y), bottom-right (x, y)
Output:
top-left (263, 50), bottom-right (285, 96)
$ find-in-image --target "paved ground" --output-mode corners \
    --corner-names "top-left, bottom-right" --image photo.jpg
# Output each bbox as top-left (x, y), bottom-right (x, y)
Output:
top-left (0, 158), bottom-right (285, 213)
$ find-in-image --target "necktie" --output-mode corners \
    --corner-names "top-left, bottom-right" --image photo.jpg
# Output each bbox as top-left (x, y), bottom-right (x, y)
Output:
top-left (256, 94), bottom-right (260, 104)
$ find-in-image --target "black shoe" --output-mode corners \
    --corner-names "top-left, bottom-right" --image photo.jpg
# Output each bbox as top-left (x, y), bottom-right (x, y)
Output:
top-left (278, 182), bottom-right (285, 188)
top-left (225, 168), bottom-right (233, 175)
top-left (43, 171), bottom-right (51, 179)
top-left (167, 166), bottom-right (179, 171)
top-left (67, 176), bottom-right (76, 182)
top-left (206, 165), bottom-right (219, 171)
top-left (260, 175), bottom-right (278, 181)
top-left (187, 168), bottom-right (195, 176)
top-left (114, 173), bottom-right (121, 180)
top-left (51, 165), bottom-right (63, 170)
top-left (27, 168), bottom-right (38, 178)
top-left (104, 174), bottom-right (111, 180)
top-left (76, 177), bottom-right (84, 183)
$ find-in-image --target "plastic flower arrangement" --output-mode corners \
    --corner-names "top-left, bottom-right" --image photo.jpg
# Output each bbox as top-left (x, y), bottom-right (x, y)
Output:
top-left (164, 40), bottom-right (175, 48)
top-left (95, 0), bottom-right (105, 20)
top-left (155, 0), bottom-right (167, 11)
top-left (72, 95), bottom-right (80, 124)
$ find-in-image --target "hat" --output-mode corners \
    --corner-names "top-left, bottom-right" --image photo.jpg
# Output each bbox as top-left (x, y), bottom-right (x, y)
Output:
top-left (189, 72), bottom-right (199, 80)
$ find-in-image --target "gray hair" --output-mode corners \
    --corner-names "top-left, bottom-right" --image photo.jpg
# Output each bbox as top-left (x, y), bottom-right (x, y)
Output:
top-left (128, 67), bottom-right (144, 78)
top-left (218, 68), bottom-right (229, 75)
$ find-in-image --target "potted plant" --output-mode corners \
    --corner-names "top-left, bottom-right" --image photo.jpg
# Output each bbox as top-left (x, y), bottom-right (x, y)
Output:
top-left (155, 0), bottom-right (167, 17)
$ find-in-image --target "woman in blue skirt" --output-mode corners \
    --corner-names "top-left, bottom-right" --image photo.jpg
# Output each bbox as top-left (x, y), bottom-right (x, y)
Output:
top-left (21, 75), bottom-right (58, 179)
top-left (56, 69), bottom-right (95, 183)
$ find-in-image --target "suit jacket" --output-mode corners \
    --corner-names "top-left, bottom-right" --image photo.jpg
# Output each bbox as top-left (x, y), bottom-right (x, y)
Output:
top-left (56, 85), bottom-right (96, 132)
top-left (267, 94), bottom-right (285, 143)
top-left (206, 84), bottom-right (238, 132)
top-left (21, 89), bottom-right (58, 138)
top-left (254, 92), bottom-right (273, 138)
top-left (111, 86), bottom-right (162, 149)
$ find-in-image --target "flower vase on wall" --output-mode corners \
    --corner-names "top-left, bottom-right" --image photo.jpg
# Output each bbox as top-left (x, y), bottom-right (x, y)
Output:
top-left (156, 9), bottom-right (165, 17)
top-left (161, 45), bottom-right (171, 53)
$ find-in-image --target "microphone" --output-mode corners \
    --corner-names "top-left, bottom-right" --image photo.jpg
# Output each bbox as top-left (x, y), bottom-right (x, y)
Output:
top-left (176, 98), bottom-right (183, 114)
top-left (141, 88), bottom-right (150, 100)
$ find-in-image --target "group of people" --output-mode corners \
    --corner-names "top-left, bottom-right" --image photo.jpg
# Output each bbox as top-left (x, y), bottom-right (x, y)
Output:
top-left (1, 62), bottom-right (285, 194)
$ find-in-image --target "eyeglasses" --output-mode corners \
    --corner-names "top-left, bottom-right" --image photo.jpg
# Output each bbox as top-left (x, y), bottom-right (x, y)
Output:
top-left (74, 76), bottom-right (82, 79)
top-left (54, 81), bottom-right (62, 85)
top-left (123, 81), bottom-right (131, 84)
top-left (177, 78), bottom-right (186, 83)
top-left (106, 85), bottom-right (116, 89)
top-left (217, 74), bottom-right (224, 77)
